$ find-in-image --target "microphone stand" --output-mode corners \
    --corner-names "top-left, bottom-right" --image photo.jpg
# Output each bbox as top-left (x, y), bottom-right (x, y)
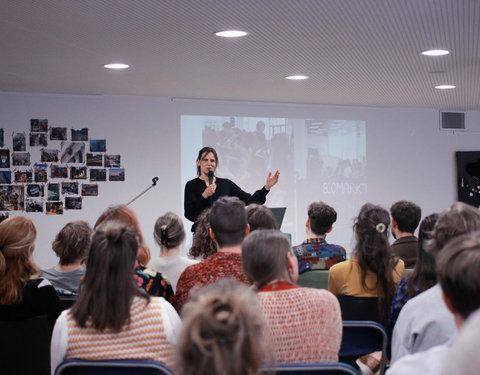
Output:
top-left (126, 177), bottom-right (159, 206)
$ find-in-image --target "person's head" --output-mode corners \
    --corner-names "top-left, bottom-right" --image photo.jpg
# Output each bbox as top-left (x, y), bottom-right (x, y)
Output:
top-left (52, 221), bottom-right (92, 266)
top-left (242, 229), bottom-right (298, 290)
top-left (390, 200), bottom-right (422, 235)
top-left (307, 201), bottom-right (337, 236)
top-left (71, 221), bottom-right (146, 332)
top-left (427, 202), bottom-right (480, 257)
top-left (176, 279), bottom-right (266, 375)
top-left (0, 216), bottom-right (37, 305)
top-left (95, 204), bottom-right (151, 265)
top-left (246, 204), bottom-right (277, 232)
top-left (153, 212), bottom-right (185, 255)
top-left (196, 146), bottom-right (219, 177)
top-left (189, 208), bottom-right (217, 259)
top-left (210, 197), bottom-right (248, 248)
top-left (437, 231), bottom-right (480, 322)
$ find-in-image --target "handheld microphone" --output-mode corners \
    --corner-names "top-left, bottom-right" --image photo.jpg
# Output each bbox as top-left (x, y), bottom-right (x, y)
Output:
top-left (208, 171), bottom-right (214, 185)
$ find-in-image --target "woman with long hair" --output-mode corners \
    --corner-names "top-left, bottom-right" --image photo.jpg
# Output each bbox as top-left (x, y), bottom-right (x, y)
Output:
top-left (188, 208), bottom-right (217, 259)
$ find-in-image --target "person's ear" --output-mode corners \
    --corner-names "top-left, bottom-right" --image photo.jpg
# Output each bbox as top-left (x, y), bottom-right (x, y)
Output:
top-left (392, 218), bottom-right (397, 229)
top-left (245, 224), bottom-right (250, 237)
top-left (209, 228), bottom-right (215, 241)
top-left (306, 218), bottom-right (310, 228)
top-left (327, 226), bottom-right (333, 233)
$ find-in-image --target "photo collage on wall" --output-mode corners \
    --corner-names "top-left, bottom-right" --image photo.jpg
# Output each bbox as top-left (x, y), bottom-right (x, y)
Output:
top-left (0, 119), bottom-right (125, 215)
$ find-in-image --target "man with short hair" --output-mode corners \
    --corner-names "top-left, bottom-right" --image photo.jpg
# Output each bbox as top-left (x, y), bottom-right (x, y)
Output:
top-left (174, 197), bottom-right (250, 312)
top-left (293, 201), bottom-right (346, 273)
top-left (390, 200), bottom-right (422, 267)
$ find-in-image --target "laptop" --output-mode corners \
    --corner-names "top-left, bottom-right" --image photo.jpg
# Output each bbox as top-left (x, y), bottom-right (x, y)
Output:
top-left (268, 207), bottom-right (286, 230)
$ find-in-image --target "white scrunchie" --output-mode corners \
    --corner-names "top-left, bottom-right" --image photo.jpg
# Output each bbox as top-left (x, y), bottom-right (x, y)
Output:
top-left (376, 223), bottom-right (386, 233)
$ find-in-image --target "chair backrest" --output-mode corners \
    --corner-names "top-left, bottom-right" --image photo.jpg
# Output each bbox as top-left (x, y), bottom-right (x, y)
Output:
top-left (58, 295), bottom-right (77, 310)
top-left (54, 359), bottom-right (174, 375)
top-left (297, 270), bottom-right (329, 289)
top-left (339, 321), bottom-right (388, 375)
top-left (0, 315), bottom-right (51, 375)
top-left (336, 294), bottom-right (387, 325)
top-left (260, 362), bottom-right (359, 374)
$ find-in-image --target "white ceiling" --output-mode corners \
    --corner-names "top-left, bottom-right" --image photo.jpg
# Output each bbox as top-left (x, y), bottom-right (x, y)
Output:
top-left (1, 0), bottom-right (479, 109)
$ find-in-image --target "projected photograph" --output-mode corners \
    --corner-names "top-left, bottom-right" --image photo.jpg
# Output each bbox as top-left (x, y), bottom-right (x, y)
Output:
top-left (60, 142), bottom-right (85, 163)
top-left (31, 119), bottom-right (48, 133)
top-left (0, 185), bottom-right (24, 211)
top-left (26, 198), bottom-right (43, 213)
top-left (30, 133), bottom-right (48, 147)
top-left (0, 149), bottom-right (10, 168)
top-left (50, 127), bottom-right (67, 141)
top-left (13, 133), bottom-right (26, 151)
top-left (71, 128), bottom-right (88, 141)
top-left (34, 164), bottom-right (48, 182)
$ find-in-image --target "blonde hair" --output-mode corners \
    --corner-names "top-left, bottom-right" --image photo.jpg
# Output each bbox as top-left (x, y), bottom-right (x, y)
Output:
top-left (0, 216), bottom-right (38, 305)
top-left (153, 212), bottom-right (185, 255)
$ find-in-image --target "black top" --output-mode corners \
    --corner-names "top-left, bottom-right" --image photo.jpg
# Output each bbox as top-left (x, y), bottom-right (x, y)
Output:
top-left (184, 177), bottom-right (269, 227)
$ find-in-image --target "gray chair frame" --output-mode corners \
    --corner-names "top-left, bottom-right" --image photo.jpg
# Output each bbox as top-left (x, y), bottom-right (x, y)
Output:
top-left (54, 359), bottom-right (174, 375)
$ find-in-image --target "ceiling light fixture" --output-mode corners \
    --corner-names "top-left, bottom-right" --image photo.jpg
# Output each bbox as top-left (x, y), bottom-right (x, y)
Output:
top-left (421, 49), bottom-right (450, 56)
top-left (215, 30), bottom-right (248, 38)
top-left (104, 63), bottom-right (130, 70)
top-left (435, 85), bottom-right (456, 89)
top-left (285, 75), bottom-right (309, 80)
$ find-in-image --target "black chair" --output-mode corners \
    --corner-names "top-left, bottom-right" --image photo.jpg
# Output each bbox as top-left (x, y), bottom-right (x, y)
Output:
top-left (54, 359), bottom-right (174, 375)
top-left (58, 294), bottom-right (78, 309)
top-left (336, 294), bottom-right (387, 326)
top-left (0, 315), bottom-right (51, 375)
top-left (260, 362), bottom-right (359, 374)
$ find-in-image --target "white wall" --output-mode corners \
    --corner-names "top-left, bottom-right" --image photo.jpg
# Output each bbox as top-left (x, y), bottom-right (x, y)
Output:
top-left (1, 91), bottom-right (480, 268)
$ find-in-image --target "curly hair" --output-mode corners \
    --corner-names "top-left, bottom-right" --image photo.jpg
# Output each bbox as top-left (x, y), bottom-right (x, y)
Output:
top-left (308, 201), bottom-right (337, 235)
top-left (189, 208), bottom-right (217, 259)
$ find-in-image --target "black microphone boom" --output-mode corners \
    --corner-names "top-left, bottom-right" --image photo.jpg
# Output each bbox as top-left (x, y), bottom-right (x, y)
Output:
top-left (126, 177), bottom-right (159, 206)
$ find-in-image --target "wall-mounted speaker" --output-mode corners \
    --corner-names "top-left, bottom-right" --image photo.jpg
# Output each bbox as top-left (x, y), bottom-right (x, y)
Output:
top-left (441, 111), bottom-right (465, 130)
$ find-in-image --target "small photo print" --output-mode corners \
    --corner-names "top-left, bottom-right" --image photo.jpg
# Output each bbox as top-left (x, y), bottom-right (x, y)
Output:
top-left (86, 153), bottom-right (103, 167)
top-left (46, 201), bottom-right (63, 215)
top-left (50, 127), bottom-right (67, 141)
top-left (50, 165), bottom-right (68, 179)
top-left (60, 142), bottom-right (85, 163)
top-left (109, 168), bottom-right (125, 181)
top-left (29, 133), bottom-right (48, 147)
top-left (71, 128), bottom-right (88, 141)
top-left (0, 185), bottom-right (24, 211)
top-left (15, 170), bottom-right (33, 183)
top-left (13, 133), bottom-right (26, 152)
top-left (34, 164), bottom-right (48, 182)
top-left (90, 139), bottom-right (106, 152)
top-left (90, 169), bottom-right (106, 182)
top-left (0, 171), bottom-right (12, 184)
top-left (26, 184), bottom-right (44, 197)
top-left (81, 184), bottom-right (98, 196)
top-left (104, 154), bottom-right (120, 168)
top-left (26, 198), bottom-right (43, 213)
top-left (0, 212), bottom-right (9, 223)
top-left (65, 196), bottom-right (82, 210)
top-left (0, 129), bottom-right (4, 147)
top-left (41, 149), bottom-right (59, 162)
top-left (47, 183), bottom-right (60, 201)
top-left (30, 119), bottom-right (48, 133)
top-left (0, 149), bottom-right (10, 168)
top-left (61, 182), bottom-right (78, 195)
top-left (71, 166), bottom-right (87, 179)
top-left (12, 152), bottom-right (31, 166)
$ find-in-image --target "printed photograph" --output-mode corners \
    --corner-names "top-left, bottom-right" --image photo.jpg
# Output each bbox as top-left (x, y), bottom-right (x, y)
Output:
top-left (47, 183), bottom-right (60, 201)
top-left (50, 127), bottom-right (67, 141)
top-left (65, 196), bottom-right (82, 210)
top-left (61, 182), bottom-right (78, 195)
top-left (86, 153), bottom-right (103, 167)
top-left (12, 152), bottom-right (31, 166)
top-left (0, 171), bottom-right (11, 184)
top-left (104, 154), bottom-right (120, 168)
top-left (15, 170), bottom-right (33, 183)
top-left (71, 128), bottom-right (88, 141)
top-left (26, 198), bottom-right (43, 213)
top-left (90, 168), bottom-right (106, 182)
top-left (60, 142), bottom-right (85, 163)
top-left (71, 166), bottom-right (87, 179)
top-left (109, 168), bottom-right (125, 181)
top-left (0, 149), bottom-right (10, 168)
top-left (29, 133), bottom-right (48, 147)
top-left (26, 184), bottom-right (44, 197)
top-left (0, 185), bottom-right (24, 211)
top-left (50, 165), bottom-right (68, 178)
top-left (90, 139), bottom-right (106, 152)
top-left (30, 119), bottom-right (48, 133)
top-left (81, 184), bottom-right (98, 196)
top-left (13, 133), bottom-right (26, 152)
top-left (34, 164), bottom-right (48, 182)
top-left (0, 212), bottom-right (9, 223)
top-left (41, 149), bottom-right (59, 162)
top-left (46, 201), bottom-right (63, 215)
top-left (0, 129), bottom-right (4, 147)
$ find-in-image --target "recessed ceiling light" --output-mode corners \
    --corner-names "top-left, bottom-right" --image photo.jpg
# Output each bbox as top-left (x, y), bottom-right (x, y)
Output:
top-left (285, 75), bottom-right (309, 80)
top-left (215, 30), bottom-right (248, 38)
top-left (435, 85), bottom-right (456, 89)
top-left (104, 63), bottom-right (130, 70)
top-left (421, 49), bottom-right (450, 56)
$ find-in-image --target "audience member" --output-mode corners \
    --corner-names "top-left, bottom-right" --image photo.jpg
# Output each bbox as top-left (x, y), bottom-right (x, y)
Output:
top-left (174, 197), bottom-right (250, 312)
top-left (390, 201), bottom-right (422, 267)
top-left (242, 229), bottom-right (342, 363)
top-left (50, 221), bottom-right (181, 372)
top-left (246, 203), bottom-right (277, 231)
top-left (293, 201), bottom-right (346, 272)
top-left (148, 212), bottom-right (199, 293)
top-left (188, 208), bottom-right (217, 260)
top-left (0, 216), bottom-right (62, 330)
top-left (42, 221), bottom-right (92, 295)
top-left (391, 202), bottom-right (480, 363)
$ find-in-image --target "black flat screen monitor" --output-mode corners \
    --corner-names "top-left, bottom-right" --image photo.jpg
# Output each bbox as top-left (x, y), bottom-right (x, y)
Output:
top-left (269, 207), bottom-right (286, 230)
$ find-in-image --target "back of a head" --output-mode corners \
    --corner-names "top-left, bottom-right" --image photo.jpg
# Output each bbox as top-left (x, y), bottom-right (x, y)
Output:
top-left (210, 197), bottom-right (247, 248)
top-left (176, 279), bottom-right (265, 375)
top-left (308, 201), bottom-right (337, 235)
top-left (189, 208), bottom-right (217, 259)
top-left (246, 204), bottom-right (277, 232)
top-left (390, 200), bottom-right (422, 233)
top-left (154, 212), bottom-right (186, 254)
top-left (242, 229), bottom-right (291, 290)
top-left (52, 221), bottom-right (92, 265)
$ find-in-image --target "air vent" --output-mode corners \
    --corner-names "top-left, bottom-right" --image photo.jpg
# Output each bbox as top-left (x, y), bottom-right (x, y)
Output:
top-left (441, 111), bottom-right (465, 130)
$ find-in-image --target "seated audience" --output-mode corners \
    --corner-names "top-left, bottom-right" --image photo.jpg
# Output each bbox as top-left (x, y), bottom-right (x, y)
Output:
top-left (246, 203), bottom-right (277, 231)
top-left (293, 201), bottom-right (346, 273)
top-left (242, 229), bottom-right (342, 363)
top-left (42, 221), bottom-right (92, 295)
top-left (0, 216), bottom-right (62, 330)
top-left (50, 221), bottom-right (181, 372)
top-left (390, 200), bottom-right (422, 267)
top-left (148, 212), bottom-right (199, 293)
top-left (387, 231), bottom-right (480, 374)
top-left (391, 202), bottom-right (480, 363)
top-left (95, 204), bottom-right (174, 300)
top-left (175, 197), bottom-right (250, 312)
top-left (188, 208), bottom-right (217, 260)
